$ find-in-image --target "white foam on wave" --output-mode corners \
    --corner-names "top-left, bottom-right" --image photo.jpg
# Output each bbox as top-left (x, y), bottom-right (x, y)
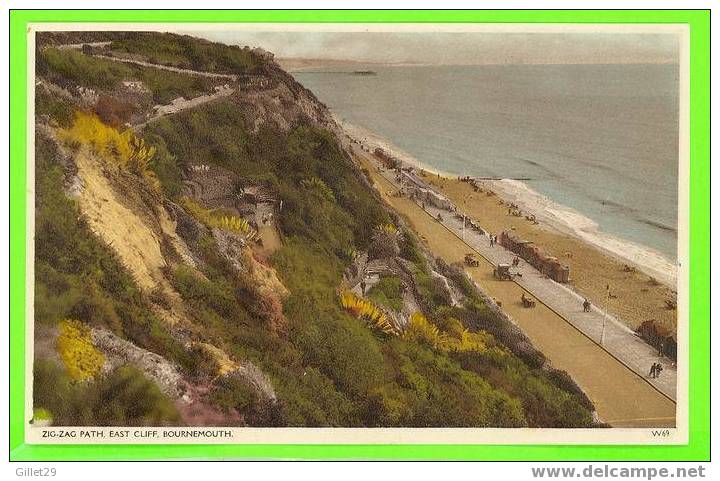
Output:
top-left (338, 117), bottom-right (677, 289)
top-left (339, 118), bottom-right (457, 178)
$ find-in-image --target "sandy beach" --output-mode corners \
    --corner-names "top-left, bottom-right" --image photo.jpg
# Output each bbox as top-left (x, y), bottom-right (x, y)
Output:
top-left (354, 149), bottom-right (675, 427)
top-left (342, 120), bottom-right (676, 337)
top-left (425, 174), bottom-right (677, 336)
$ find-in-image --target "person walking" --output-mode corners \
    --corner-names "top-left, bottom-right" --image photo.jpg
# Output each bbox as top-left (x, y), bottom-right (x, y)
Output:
top-left (649, 363), bottom-right (657, 378)
top-left (655, 363), bottom-right (663, 378)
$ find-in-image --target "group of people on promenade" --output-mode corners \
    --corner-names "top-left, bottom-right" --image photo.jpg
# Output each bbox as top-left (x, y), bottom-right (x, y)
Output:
top-left (649, 362), bottom-right (664, 379)
top-left (374, 154), bottom-right (676, 394)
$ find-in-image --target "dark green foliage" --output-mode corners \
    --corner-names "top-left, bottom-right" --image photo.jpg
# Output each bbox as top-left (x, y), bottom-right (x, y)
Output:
top-left (135, 67), bottom-right (212, 104)
top-left (367, 339), bottom-right (526, 427)
top-left (146, 104), bottom-right (390, 257)
top-left (272, 367), bottom-right (357, 426)
top-left (145, 103), bottom-right (255, 173)
top-left (143, 135), bottom-right (183, 199)
top-left (367, 276), bottom-right (404, 311)
top-left (461, 301), bottom-right (547, 369)
top-left (298, 313), bottom-right (386, 399)
top-left (454, 350), bottom-right (595, 427)
top-left (271, 238), bottom-right (386, 417)
top-left (398, 229), bottom-right (424, 264)
top-left (172, 265), bottom-right (242, 321)
top-left (208, 376), bottom-right (259, 414)
top-left (109, 32), bottom-right (262, 74)
top-left (414, 269), bottom-right (452, 315)
top-left (37, 47), bottom-right (214, 104)
top-left (35, 88), bottom-right (75, 127)
top-left (38, 47), bottom-right (133, 89)
top-left (33, 360), bottom-right (180, 426)
top-left (207, 375), bottom-right (285, 426)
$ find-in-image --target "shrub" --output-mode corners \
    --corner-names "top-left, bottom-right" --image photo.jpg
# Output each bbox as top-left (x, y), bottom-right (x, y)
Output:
top-left (399, 229), bottom-right (424, 264)
top-left (92, 366), bottom-right (181, 426)
top-left (179, 197), bottom-right (257, 240)
top-left (35, 88), bottom-right (74, 126)
top-left (368, 226), bottom-right (401, 260)
top-left (296, 314), bottom-right (386, 400)
top-left (38, 47), bottom-right (132, 89)
top-left (366, 276), bottom-right (404, 312)
top-left (109, 32), bottom-right (262, 75)
top-left (272, 367), bottom-right (357, 426)
top-left (94, 95), bottom-right (136, 127)
top-left (33, 360), bottom-right (180, 426)
top-left (414, 269), bottom-right (452, 314)
top-left (208, 375), bottom-right (259, 414)
top-left (340, 291), bottom-right (399, 335)
top-left (402, 312), bottom-right (446, 349)
top-left (377, 339), bottom-right (527, 427)
top-left (143, 134), bottom-right (183, 198)
top-left (171, 265), bottom-right (241, 320)
top-left (56, 319), bottom-right (106, 381)
top-left (58, 111), bottom-right (160, 190)
top-left (300, 176), bottom-right (335, 202)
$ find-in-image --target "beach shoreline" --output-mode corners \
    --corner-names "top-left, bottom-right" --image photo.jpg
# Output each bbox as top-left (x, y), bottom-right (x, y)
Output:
top-left (338, 117), bottom-right (676, 287)
top-left (339, 119), bottom-right (678, 336)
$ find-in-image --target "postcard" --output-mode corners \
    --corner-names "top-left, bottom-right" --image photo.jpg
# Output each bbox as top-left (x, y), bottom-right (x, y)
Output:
top-left (19, 20), bottom-right (694, 450)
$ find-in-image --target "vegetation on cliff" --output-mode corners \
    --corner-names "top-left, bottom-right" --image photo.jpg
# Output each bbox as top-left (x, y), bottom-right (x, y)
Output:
top-left (107, 32), bottom-right (263, 74)
top-left (33, 31), bottom-right (595, 428)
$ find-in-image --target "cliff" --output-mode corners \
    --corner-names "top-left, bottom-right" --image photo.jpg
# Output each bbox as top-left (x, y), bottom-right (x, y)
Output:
top-left (32, 31), bottom-right (595, 428)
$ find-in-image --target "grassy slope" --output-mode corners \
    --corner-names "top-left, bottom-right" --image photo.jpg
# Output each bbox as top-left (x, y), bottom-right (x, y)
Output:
top-left (106, 32), bottom-right (262, 74)
top-left (33, 31), bottom-right (595, 428)
top-left (37, 47), bottom-right (217, 104)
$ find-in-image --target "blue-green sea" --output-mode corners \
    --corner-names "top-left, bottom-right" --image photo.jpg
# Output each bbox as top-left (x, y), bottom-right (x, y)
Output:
top-left (294, 63), bottom-right (679, 283)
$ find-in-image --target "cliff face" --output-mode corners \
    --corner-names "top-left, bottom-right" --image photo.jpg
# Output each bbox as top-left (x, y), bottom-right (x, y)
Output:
top-left (33, 31), bottom-right (595, 429)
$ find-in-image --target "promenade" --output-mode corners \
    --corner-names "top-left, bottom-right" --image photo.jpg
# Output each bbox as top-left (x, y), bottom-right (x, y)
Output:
top-left (356, 147), bottom-right (677, 427)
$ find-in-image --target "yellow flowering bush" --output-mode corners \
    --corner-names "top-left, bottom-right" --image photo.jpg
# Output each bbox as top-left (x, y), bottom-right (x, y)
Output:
top-left (56, 319), bottom-right (105, 381)
top-left (401, 312), bottom-right (448, 349)
top-left (180, 197), bottom-right (257, 240)
top-left (340, 290), bottom-right (399, 335)
top-left (59, 111), bottom-right (160, 190)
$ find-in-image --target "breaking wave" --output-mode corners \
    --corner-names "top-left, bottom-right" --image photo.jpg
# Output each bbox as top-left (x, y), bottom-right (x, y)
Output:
top-left (339, 117), bottom-right (677, 288)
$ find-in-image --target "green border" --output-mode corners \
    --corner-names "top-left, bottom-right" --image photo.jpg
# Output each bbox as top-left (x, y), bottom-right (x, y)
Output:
top-left (9, 9), bottom-right (710, 461)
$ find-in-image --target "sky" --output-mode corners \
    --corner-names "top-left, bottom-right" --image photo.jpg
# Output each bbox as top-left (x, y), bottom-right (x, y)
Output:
top-left (185, 30), bottom-right (679, 65)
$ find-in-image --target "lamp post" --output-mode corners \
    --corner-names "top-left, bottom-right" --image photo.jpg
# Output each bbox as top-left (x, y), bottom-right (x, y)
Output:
top-left (462, 193), bottom-right (471, 241)
top-left (601, 284), bottom-right (610, 345)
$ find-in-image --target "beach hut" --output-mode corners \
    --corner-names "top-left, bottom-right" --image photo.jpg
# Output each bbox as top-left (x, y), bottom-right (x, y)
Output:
top-left (556, 265), bottom-right (570, 283)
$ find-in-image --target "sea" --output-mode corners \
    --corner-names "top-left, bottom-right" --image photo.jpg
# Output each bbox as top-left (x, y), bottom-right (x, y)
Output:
top-left (293, 64), bottom-right (679, 287)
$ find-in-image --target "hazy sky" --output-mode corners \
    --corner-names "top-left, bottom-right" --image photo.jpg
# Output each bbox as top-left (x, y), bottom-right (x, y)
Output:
top-left (186, 30), bottom-right (679, 65)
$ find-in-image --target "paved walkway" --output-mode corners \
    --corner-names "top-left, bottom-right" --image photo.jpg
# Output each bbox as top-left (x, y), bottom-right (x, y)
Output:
top-left (91, 54), bottom-right (241, 81)
top-left (57, 42), bottom-right (241, 81)
top-left (132, 86), bottom-right (236, 131)
top-left (372, 159), bottom-right (677, 403)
